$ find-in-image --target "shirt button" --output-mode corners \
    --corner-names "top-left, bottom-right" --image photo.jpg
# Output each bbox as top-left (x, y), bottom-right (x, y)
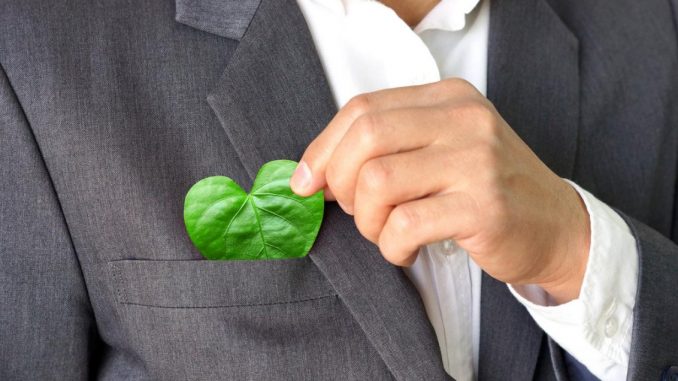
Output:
top-left (441, 239), bottom-right (459, 255)
top-left (604, 316), bottom-right (618, 337)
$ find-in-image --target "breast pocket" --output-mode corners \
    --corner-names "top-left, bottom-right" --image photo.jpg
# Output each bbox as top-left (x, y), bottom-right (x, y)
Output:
top-left (103, 258), bottom-right (391, 380)
top-left (108, 257), bottom-right (337, 308)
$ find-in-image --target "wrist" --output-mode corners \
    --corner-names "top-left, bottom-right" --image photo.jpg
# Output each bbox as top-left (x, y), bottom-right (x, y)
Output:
top-left (536, 180), bottom-right (591, 304)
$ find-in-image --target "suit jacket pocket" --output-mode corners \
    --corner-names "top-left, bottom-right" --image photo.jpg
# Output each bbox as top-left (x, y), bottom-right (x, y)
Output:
top-left (108, 257), bottom-right (336, 308)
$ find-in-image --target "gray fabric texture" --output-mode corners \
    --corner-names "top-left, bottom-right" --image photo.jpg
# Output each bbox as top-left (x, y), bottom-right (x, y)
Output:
top-left (0, 0), bottom-right (677, 380)
top-left (175, 0), bottom-right (261, 40)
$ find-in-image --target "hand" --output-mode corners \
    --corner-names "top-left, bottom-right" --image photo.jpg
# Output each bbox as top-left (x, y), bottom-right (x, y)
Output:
top-left (290, 79), bottom-right (591, 304)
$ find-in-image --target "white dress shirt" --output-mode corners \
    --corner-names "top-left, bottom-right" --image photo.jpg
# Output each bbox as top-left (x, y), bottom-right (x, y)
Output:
top-left (295, 0), bottom-right (638, 379)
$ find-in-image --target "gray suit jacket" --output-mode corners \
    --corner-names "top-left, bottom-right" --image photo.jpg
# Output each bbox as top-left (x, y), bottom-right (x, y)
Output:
top-left (1, 0), bottom-right (677, 380)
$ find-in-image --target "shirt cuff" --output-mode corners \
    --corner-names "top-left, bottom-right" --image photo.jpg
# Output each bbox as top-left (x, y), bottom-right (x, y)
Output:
top-left (507, 180), bottom-right (638, 381)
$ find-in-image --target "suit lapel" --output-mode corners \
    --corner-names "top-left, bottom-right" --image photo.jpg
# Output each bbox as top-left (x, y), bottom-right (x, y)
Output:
top-left (204, 0), bottom-right (336, 180)
top-left (479, 0), bottom-right (580, 379)
top-left (190, 0), bottom-right (451, 379)
top-left (487, 0), bottom-right (580, 178)
top-left (479, 273), bottom-right (546, 380)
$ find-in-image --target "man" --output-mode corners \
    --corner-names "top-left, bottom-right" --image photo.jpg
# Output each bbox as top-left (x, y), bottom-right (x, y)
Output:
top-left (0, 0), bottom-right (676, 380)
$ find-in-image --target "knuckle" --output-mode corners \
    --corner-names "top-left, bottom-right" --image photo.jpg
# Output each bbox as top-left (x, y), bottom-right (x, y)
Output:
top-left (379, 207), bottom-right (425, 266)
top-left (359, 159), bottom-right (392, 194)
top-left (466, 100), bottom-right (494, 122)
top-left (390, 205), bottom-right (421, 235)
top-left (446, 99), bottom-right (496, 127)
top-left (345, 94), bottom-right (372, 116)
top-left (442, 100), bottom-right (483, 125)
top-left (438, 78), bottom-right (474, 93)
top-left (475, 102), bottom-right (496, 123)
top-left (353, 113), bottom-right (382, 149)
top-left (466, 101), bottom-right (501, 137)
top-left (477, 117), bottom-right (500, 140)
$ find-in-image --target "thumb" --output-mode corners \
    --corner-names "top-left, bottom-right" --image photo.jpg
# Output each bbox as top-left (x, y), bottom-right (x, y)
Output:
top-left (289, 133), bottom-right (336, 197)
top-left (290, 107), bottom-right (360, 197)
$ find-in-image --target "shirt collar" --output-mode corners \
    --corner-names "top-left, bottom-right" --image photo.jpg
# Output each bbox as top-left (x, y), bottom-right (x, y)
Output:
top-left (305, 0), bottom-right (482, 33)
top-left (414, 0), bottom-right (481, 33)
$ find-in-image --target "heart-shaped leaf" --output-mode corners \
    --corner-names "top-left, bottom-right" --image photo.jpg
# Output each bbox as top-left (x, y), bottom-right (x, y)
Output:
top-left (183, 160), bottom-right (324, 260)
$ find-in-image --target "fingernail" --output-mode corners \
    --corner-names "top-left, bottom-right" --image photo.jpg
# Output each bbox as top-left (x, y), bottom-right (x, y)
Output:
top-left (337, 201), bottom-right (354, 215)
top-left (290, 161), bottom-right (312, 193)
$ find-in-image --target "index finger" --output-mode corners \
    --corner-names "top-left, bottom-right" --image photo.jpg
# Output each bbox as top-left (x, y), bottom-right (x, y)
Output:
top-left (290, 81), bottom-right (457, 197)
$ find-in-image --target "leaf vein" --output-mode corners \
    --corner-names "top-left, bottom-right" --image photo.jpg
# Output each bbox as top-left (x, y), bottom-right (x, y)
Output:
top-left (248, 196), bottom-right (270, 259)
top-left (196, 196), bottom-right (231, 226)
top-left (219, 197), bottom-right (250, 242)
top-left (264, 242), bottom-right (291, 257)
top-left (254, 192), bottom-right (314, 213)
top-left (255, 204), bottom-right (304, 236)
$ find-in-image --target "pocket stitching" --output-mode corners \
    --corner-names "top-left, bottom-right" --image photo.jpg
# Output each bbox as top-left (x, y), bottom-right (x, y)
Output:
top-left (109, 260), bottom-right (337, 308)
top-left (118, 293), bottom-right (337, 309)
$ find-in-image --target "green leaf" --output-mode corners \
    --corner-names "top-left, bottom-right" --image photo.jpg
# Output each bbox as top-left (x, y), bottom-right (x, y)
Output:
top-left (183, 160), bottom-right (324, 260)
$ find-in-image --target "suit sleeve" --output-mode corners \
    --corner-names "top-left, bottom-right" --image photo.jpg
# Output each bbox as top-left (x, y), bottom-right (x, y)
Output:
top-left (629, 6), bottom-right (678, 367)
top-left (509, 182), bottom-right (637, 380)
top-left (622, 213), bottom-right (678, 379)
top-left (0, 63), bottom-right (96, 379)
